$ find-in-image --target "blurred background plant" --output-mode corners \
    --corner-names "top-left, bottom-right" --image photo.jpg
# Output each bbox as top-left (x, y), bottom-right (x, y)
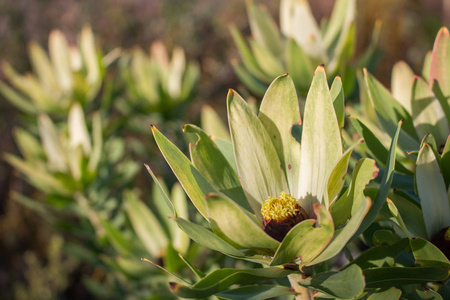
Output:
top-left (0, 0), bottom-right (449, 298)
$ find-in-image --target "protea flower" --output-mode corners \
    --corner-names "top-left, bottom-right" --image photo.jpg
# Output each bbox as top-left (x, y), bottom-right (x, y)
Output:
top-left (149, 66), bottom-right (379, 272)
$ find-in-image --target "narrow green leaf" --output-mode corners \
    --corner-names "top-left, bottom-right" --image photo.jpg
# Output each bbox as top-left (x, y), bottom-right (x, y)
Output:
top-left (145, 164), bottom-right (176, 216)
top-left (354, 120), bottom-right (403, 238)
top-left (185, 124), bottom-right (250, 211)
top-left (411, 76), bottom-right (449, 147)
top-left (299, 264), bottom-right (364, 299)
top-left (0, 81), bottom-right (36, 114)
top-left (170, 267), bottom-right (293, 298)
top-left (391, 61), bottom-right (414, 114)
top-left (171, 184), bottom-right (190, 254)
top-left (349, 238), bottom-right (409, 269)
top-left (206, 193), bottom-right (279, 252)
top-left (249, 40), bottom-right (284, 79)
top-left (298, 66), bottom-right (342, 215)
top-left (441, 135), bottom-right (450, 187)
top-left (286, 38), bottom-right (314, 94)
top-left (364, 266), bottom-right (449, 288)
top-left (271, 203), bottom-right (334, 266)
top-left (259, 74), bottom-right (302, 198)
top-left (201, 105), bottom-right (230, 141)
top-left (227, 90), bottom-right (289, 218)
top-left (367, 288), bottom-right (402, 300)
top-left (429, 27), bottom-right (450, 110)
top-left (364, 69), bottom-right (420, 149)
top-left (231, 61), bottom-right (268, 96)
top-left (124, 190), bottom-right (168, 258)
top-left (152, 125), bottom-right (217, 219)
top-left (330, 75), bottom-right (345, 130)
top-left (173, 217), bottom-right (245, 258)
top-left (247, 1), bottom-right (283, 57)
top-left (416, 143), bottom-right (450, 239)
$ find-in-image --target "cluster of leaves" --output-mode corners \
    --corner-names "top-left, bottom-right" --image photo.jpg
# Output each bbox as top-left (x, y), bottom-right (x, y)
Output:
top-left (2, 1), bottom-right (450, 300)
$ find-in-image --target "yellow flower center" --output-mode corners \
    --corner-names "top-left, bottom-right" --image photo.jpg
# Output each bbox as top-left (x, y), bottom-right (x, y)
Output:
top-left (261, 192), bottom-right (299, 222)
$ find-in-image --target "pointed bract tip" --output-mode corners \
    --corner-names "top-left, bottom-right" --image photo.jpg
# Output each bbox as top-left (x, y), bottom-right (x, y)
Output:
top-left (399, 119), bottom-right (404, 124)
top-left (169, 282), bottom-right (179, 291)
top-left (144, 163), bottom-right (153, 174)
top-left (438, 27), bottom-right (450, 36)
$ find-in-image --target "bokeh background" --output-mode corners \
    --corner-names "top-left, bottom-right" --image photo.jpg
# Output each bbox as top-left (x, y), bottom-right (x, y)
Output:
top-left (0, 0), bottom-right (446, 298)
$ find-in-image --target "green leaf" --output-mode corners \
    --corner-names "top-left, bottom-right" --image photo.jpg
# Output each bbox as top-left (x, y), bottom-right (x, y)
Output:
top-left (28, 42), bottom-right (58, 93)
top-left (270, 203), bottom-right (334, 266)
top-left (411, 76), bottom-right (449, 148)
top-left (330, 75), bottom-right (345, 130)
top-left (326, 139), bottom-right (363, 208)
top-left (231, 61), bottom-right (268, 96)
top-left (441, 135), bottom-right (450, 187)
top-left (259, 74), bottom-right (301, 198)
top-left (152, 125), bottom-right (217, 219)
top-left (422, 50), bottom-right (432, 82)
top-left (101, 219), bottom-right (141, 258)
top-left (311, 198), bottom-right (371, 266)
top-left (206, 193), bottom-right (279, 252)
top-left (173, 217), bottom-right (245, 258)
top-left (391, 61), bottom-right (414, 114)
top-left (227, 90), bottom-right (288, 218)
top-left (354, 120), bottom-right (403, 238)
top-left (13, 127), bottom-right (44, 160)
top-left (364, 266), bottom-right (450, 288)
top-left (170, 267), bottom-right (293, 298)
top-left (286, 38), bottom-right (314, 94)
top-left (298, 264), bottom-right (364, 299)
top-left (49, 30), bottom-right (72, 92)
top-left (249, 40), bottom-right (283, 79)
top-left (185, 124), bottom-right (250, 211)
top-left (247, 1), bottom-right (283, 57)
top-left (145, 164), bottom-right (176, 216)
top-left (201, 105), bottom-right (230, 141)
top-left (216, 285), bottom-right (295, 300)
top-left (229, 24), bottom-right (272, 83)
top-left (367, 288), bottom-right (402, 300)
top-left (349, 238), bottom-right (409, 269)
top-left (0, 81), bottom-right (36, 114)
top-left (410, 237), bottom-right (450, 268)
top-left (211, 137), bottom-right (237, 171)
top-left (416, 143), bottom-right (450, 239)
top-left (364, 69), bottom-right (420, 150)
top-left (124, 190), bottom-right (168, 258)
top-left (170, 184), bottom-right (190, 254)
top-left (349, 116), bottom-right (413, 175)
top-left (298, 66), bottom-right (342, 215)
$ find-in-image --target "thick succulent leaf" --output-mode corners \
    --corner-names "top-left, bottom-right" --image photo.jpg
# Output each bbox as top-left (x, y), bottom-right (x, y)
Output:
top-left (298, 66), bottom-right (342, 215)
top-left (259, 74), bottom-right (301, 197)
top-left (364, 69), bottom-right (420, 150)
top-left (216, 285), bottom-right (295, 300)
top-left (186, 125), bottom-right (250, 211)
top-left (173, 217), bottom-right (245, 257)
top-left (227, 90), bottom-right (288, 218)
top-left (429, 27), bottom-right (450, 110)
top-left (229, 25), bottom-right (272, 83)
top-left (349, 238), bottom-right (409, 269)
top-left (416, 143), bottom-right (450, 239)
top-left (367, 288), bottom-right (402, 300)
top-left (353, 120), bottom-right (403, 238)
top-left (205, 193), bottom-right (279, 252)
top-left (152, 125), bottom-right (217, 219)
top-left (170, 267), bottom-right (293, 299)
top-left (391, 61), bottom-right (414, 114)
top-left (311, 198), bottom-right (371, 266)
top-left (412, 76), bottom-right (449, 147)
top-left (364, 266), bottom-right (450, 288)
top-left (349, 117), bottom-right (413, 175)
top-left (410, 237), bottom-right (450, 268)
top-left (325, 139), bottom-right (363, 208)
top-left (249, 40), bottom-right (284, 79)
top-left (388, 191), bottom-right (428, 239)
top-left (270, 204), bottom-right (334, 266)
top-left (247, 1), bottom-right (283, 57)
top-left (286, 38), bottom-right (314, 94)
top-left (201, 105), bottom-right (230, 141)
top-left (330, 76), bottom-right (345, 130)
top-left (298, 264), bottom-right (364, 299)
top-left (124, 191), bottom-right (168, 258)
